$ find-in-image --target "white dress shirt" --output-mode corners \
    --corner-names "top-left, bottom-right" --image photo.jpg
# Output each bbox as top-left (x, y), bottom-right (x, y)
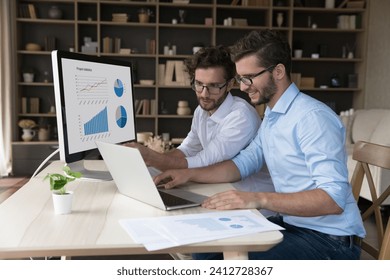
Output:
top-left (178, 93), bottom-right (260, 168)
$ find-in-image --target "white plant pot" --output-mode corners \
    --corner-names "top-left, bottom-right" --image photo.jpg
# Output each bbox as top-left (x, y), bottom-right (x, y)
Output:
top-left (52, 191), bottom-right (73, 215)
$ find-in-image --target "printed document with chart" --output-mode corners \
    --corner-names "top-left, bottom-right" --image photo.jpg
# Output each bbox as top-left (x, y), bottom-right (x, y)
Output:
top-left (119, 210), bottom-right (284, 251)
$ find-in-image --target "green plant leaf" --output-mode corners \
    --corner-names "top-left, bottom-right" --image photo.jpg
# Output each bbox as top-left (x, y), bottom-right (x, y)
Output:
top-left (63, 166), bottom-right (82, 178)
top-left (43, 166), bottom-right (83, 195)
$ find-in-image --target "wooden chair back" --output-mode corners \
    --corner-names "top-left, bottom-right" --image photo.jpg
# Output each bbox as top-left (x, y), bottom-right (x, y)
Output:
top-left (379, 219), bottom-right (390, 259)
top-left (350, 141), bottom-right (390, 259)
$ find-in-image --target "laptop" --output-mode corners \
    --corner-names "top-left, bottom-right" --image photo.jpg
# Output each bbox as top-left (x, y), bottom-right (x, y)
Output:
top-left (95, 141), bottom-right (208, 211)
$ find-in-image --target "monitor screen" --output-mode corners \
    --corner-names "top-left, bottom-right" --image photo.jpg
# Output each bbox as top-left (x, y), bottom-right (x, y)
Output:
top-left (51, 50), bottom-right (136, 180)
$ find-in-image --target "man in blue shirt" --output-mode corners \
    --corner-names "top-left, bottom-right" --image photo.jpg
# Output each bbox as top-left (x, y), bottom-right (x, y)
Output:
top-left (154, 29), bottom-right (366, 260)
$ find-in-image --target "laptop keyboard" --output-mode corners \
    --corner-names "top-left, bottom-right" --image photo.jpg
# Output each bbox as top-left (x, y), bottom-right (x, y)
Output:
top-left (158, 190), bottom-right (195, 207)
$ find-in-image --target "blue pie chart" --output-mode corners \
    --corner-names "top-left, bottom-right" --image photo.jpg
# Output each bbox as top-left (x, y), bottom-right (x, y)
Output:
top-left (114, 79), bottom-right (124, 97)
top-left (230, 224), bottom-right (243, 229)
top-left (115, 106), bottom-right (127, 128)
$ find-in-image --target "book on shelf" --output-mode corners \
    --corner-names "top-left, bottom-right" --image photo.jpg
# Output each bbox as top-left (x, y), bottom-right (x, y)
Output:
top-left (21, 97), bottom-right (28, 114)
top-left (21, 97), bottom-right (41, 114)
top-left (135, 99), bottom-right (143, 115)
top-left (103, 37), bottom-right (113, 53)
top-left (158, 64), bottom-right (165, 85)
top-left (337, 15), bottom-right (357, 30)
top-left (233, 18), bottom-right (248, 26)
top-left (18, 4), bottom-right (38, 19)
top-left (146, 39), bottom-right (156, 55)
top-left (338, 0), bottom-right (365, 8)
top-left (164, 60), bottom-right (176, 86)
top-left (337, 0), bottom-right (349, 8)
top-left (114, 37), bottom-right (121, 53)
top-left (142, 99), bottom-right (150, 115)
top-left (29, 97), bottom-right (40, 114)
top-left (19, 4), bottom-right (30, 18)
top-left (28, 4), bottom-right (37, 19)
top-left (242, 0), bottom-right (269, 6)
top-left (346, 1), bottom-right (365, 8)
top-left (150, 99), bottom-right (157, 115)
top-left (175, 61), bottom-right (191, 86)
top-left (174, 61), bottom-right (185, 85)
top-left (102, 37), bottom-right (121, 53)
top-left (134, 99), bottom-right (156, 116)
top-left (44, 36), bottom-right (57, 51)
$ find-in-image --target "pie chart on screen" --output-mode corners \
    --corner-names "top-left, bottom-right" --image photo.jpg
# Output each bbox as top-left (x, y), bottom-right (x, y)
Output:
top-left (115, 105), bottom-right (127, 128)
top-left (114, 79), bottom-right (124, 97)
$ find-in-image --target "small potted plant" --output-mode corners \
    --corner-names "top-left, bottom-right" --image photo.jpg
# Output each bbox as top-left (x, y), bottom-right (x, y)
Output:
top-left (44, 166), bottom-right (82, 215)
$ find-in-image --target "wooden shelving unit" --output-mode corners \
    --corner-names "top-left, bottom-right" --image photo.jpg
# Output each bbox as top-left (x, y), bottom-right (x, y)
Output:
top-left (11, 0), bottom-right (368, 175)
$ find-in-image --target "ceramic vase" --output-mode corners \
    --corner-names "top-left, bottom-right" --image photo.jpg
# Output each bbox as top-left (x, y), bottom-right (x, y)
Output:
top-left (325, 0), bottom-right (335, 9)
top-left (48, 6), bottom-right (63, 19)
top-left (38, 128), bottom-right (50, 141)
top-left (138, 13), bottom-right (149, 23)
top-left (22, 129), bottom-right (35, 141)
top-left (177, 100), bottom-right (191, 115)
top-left (177, 107), bottom-right (191, 115)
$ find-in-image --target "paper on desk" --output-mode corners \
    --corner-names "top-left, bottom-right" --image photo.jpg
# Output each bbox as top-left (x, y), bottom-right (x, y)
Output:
top-left (119, 210), bottom-right (284, 251)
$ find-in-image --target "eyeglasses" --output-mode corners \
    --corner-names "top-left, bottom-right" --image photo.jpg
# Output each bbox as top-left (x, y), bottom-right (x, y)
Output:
top-left (191, 81), bottom-right (228, 95)
top-left (235, 65), bottom-right (276, 86)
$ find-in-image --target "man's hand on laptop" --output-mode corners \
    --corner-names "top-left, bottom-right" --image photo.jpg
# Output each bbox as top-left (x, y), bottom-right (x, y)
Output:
top-left (153, 170), bottom-right (189, 189)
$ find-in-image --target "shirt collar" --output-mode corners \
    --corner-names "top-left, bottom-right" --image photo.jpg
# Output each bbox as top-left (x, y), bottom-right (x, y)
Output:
top-left (265, 83), bottom-right (300, 116)
top-left (208, 92), bottom-right (234, 123)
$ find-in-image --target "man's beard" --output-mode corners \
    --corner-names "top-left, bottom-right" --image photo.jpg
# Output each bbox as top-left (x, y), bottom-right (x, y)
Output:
top-left (198, 91), bottom-right (228, 112)
top-left (254, 76), bottom-right (277, 106)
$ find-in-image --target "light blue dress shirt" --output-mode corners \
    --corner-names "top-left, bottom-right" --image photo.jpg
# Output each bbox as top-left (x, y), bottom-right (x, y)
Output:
top-left (233, 83), bottom-right (366, 237)
top-left (178, 93), bottom-right (261, 168)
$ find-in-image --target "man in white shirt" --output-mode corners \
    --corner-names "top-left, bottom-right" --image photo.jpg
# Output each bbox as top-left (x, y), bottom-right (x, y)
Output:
top-left (127, 46), bottom-right (261, 171)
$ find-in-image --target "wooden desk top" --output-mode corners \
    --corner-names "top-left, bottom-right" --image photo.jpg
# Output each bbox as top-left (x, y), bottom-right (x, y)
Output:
top-left (0, 161), bottom-right (282, 259)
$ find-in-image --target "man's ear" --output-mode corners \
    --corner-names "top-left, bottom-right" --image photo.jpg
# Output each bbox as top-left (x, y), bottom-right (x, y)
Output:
top-left (273, 63), bottom-right (286, 80)
top-left (226, 78), bottom-right (235, 91)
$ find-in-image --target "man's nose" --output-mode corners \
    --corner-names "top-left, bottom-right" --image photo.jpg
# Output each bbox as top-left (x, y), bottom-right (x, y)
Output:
top-left (239, 82), bottom-right (250, 92)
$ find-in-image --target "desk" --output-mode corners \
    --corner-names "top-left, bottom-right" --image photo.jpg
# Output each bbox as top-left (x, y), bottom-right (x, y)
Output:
top-left (0, 161), bottom-right (282, 260)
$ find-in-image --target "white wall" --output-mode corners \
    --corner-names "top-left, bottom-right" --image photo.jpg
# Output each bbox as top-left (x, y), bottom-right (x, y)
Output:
top-left (364, 0), bottom-right (390, 109)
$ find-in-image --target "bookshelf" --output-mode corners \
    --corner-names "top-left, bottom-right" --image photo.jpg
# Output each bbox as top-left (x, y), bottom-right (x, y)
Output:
top-left (12, 0), bottom-right (369, 175)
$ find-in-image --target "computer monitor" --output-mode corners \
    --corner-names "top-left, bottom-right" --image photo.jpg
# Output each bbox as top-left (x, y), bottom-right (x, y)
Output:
top-left (51, 50), bottom-right (136, 180)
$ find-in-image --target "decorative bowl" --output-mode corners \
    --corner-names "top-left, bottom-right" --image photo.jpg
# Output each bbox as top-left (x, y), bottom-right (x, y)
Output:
top-left (25, 43), bottom-right (41, 51)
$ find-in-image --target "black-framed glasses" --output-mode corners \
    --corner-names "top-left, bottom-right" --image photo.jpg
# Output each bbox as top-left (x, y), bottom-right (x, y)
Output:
top-left (191, 80), bottom-right (228, 95)
top-left (235, 65), bottom-right (276, 86)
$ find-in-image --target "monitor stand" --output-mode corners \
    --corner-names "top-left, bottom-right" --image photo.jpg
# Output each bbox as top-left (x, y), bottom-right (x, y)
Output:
top-left (67, 160), bottom-right (112, 181)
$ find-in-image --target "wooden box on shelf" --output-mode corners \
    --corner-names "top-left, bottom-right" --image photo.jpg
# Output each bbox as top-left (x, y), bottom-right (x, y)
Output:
top-left (300, 77), bottom-right (315, 88)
